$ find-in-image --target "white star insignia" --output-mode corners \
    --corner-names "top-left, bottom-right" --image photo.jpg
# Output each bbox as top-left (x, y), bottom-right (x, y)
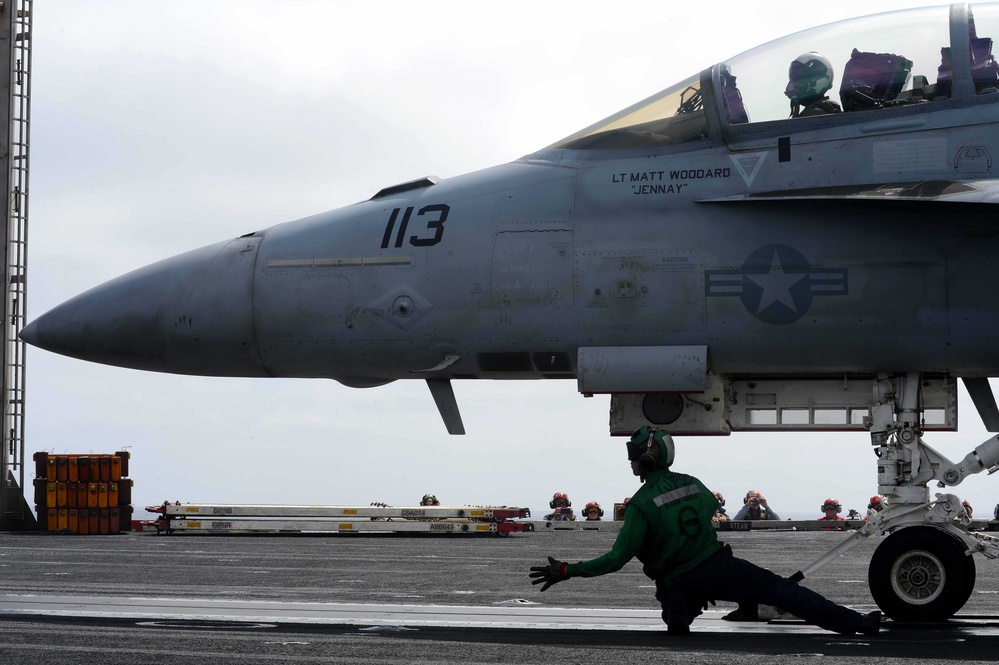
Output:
top-left (747, 251), bottom-right (806, 314)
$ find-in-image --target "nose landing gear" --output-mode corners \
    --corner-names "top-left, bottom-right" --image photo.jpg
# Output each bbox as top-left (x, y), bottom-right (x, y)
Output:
top-left (790, 373), bottom-right (999, 622)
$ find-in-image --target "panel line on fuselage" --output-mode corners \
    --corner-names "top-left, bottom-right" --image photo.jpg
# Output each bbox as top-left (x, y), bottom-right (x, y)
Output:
top-left (267, 257), bottom-right (413, 268)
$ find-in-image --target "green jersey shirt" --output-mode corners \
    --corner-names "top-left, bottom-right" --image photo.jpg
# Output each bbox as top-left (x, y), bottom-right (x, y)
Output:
top-left (566, 469), bottom-right (723, 590)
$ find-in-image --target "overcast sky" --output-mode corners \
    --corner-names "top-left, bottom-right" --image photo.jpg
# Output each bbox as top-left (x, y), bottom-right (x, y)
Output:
top-left (25, 0), bottom-right (999, 522)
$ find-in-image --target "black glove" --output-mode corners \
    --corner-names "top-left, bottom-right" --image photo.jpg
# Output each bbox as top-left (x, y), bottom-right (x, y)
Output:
top-left (529, 556), bottom-right (569, 592)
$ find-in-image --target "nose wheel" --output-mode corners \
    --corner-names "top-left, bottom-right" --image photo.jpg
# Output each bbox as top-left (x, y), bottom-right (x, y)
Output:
top-left (869, 526), bottom-right (976, 621)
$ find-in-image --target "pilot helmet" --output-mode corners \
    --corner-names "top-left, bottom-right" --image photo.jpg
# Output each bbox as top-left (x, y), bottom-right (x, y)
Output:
top-left (785, 51), bottom-right (834, 105)
top-left (421, 494), bottom-right (438, 506)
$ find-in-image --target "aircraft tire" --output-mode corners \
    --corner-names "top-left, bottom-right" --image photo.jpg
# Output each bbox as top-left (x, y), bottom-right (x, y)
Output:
top-left (868, 526), bottom-right (976, 621)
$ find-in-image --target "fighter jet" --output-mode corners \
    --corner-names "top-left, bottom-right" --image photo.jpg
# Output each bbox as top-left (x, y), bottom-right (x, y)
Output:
top-left (20, 3), bottom-right (999, 621)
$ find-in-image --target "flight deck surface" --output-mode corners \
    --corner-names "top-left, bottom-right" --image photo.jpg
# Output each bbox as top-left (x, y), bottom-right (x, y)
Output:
top-left (2, 529), bottom-right (999, 663)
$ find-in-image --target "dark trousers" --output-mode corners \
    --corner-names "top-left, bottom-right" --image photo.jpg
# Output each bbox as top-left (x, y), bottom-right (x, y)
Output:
top-left (659, 544), bottom-right (863, 634)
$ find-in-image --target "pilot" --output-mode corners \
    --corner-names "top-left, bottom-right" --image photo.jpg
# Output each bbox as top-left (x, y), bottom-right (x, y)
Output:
top-left (583, 501), bottom-right (604, 521)
top-left (818, 498), bottom-right (847, 530)
top-left (785, 51), bottom-right (843, 118)
top-left (733, 490), bottom-right (780, 520)
top-left (712, 491), bottom-right (728, 523)
top-left (421, 494), bottom-right (440, 506)
top-left (545, 492), bottom-right (576, 521)
top-left (528, 427), bottom-right (880, 636)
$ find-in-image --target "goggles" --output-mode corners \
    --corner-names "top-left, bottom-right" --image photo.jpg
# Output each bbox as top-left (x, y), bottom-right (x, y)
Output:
top-left (626, 442), bottom-right (645, 461)
top-left (626, 428), bottom-right (654, 461)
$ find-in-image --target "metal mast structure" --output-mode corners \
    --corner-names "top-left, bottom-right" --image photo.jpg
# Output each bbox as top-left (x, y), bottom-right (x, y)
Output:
top-left (0, 0), bottom-right (32, 530)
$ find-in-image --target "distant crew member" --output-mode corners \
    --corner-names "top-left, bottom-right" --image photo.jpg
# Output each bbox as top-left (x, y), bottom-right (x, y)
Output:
top-left (421, 494), bottom-right (440, 506)
top-left (615, 497), bottom-right (631, 521)
top-left (963, 499), bottom-right (973, 519)
top-left (818, 498), bottom-right (847, 530)
top-left (734, 490), bottom-right (780, 520)
top-left (528, 427), bottom-right (880, 635)
top-left (545, 492), bottom-right (576, 521)
top-left (712, 491), bottom-right (728, 523)
top-left (583, 501), bottom-right (604, 521)
top-left (865, 495), bottom-right (886, 520)
top-left (786, 52), bottom-right (842, 118)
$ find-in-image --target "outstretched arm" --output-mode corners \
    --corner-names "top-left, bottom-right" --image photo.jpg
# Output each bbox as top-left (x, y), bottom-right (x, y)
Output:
top-left (568, 505), bottom-right (649, 577)
top-left (528, 504), bottom-right (649, 592)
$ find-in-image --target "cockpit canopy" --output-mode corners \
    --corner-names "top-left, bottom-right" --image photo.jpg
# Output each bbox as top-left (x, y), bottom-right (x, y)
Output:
top-left (551, 3), bottom-right (999, 150)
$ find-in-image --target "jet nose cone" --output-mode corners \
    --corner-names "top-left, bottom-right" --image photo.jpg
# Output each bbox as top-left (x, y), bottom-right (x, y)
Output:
top-left (23, 237), bottom-right (268, 377)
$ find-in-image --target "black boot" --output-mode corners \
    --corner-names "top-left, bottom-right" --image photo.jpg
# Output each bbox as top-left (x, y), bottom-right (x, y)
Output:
top-left (722, 602), bottom-right (759, 622)
top-left (856, 610), bottom-right (881, 636)
top-left (665, 590), bottom-right (691, 636)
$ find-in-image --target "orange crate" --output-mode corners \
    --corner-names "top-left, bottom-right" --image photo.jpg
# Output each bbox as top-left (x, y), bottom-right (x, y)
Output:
top-left (33, 451), bottom-right (47, 478)
top-left (78, 509), bottom-right (90, 535)
top-left (78, 456), bottom-right (90, 483)
top-left (115, 450), bottom-right (130, 477)
top-left (118, 479), bottom-right (133, 505)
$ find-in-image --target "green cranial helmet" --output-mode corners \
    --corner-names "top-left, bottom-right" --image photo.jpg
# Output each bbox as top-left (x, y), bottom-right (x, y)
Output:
top-left (627, 426), bottom-right (675, 471)
top-left (785, 51), bottom-right (834, 105)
